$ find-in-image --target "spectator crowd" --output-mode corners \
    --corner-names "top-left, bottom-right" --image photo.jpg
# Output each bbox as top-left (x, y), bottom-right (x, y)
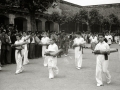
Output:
top-left (0, 23), bottom-right (120, 71)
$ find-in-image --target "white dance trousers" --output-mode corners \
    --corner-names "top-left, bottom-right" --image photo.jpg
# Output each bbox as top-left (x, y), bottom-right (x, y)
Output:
top-left (23, 49), bottom-right (29, 65)
top-left (75, 47), bottom-right (83, 68)
top-left (48, 56), bottom-right (59, 78)
top-left (96, 55), bottom-right (111, 85)
top-left (42, 46), bottom-right (48, 66)
top-left (15, 50), bottom-right (23, 73)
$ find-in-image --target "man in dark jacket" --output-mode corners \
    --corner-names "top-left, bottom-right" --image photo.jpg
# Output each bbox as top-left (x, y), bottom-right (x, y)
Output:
top-left (0, 29), bottom-right (7, 65)
top-left (11, 31), bottom-right (17, 64)
top-left (6, 30), bottom-right (12, 64)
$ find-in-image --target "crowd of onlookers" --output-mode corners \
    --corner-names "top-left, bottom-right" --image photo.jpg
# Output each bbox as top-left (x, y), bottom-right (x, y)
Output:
top-left (0, 23), bottom-right (120, 71)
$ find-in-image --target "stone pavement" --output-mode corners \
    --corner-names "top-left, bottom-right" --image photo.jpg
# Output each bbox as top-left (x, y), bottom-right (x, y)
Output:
top-left (0, 44), bottom-right (120, 90)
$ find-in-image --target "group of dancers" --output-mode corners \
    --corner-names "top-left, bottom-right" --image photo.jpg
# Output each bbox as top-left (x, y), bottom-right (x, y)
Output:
top-left (74, 32), bottom-right (118, 86)
top-left (4, 31), bottom-right (118, 87)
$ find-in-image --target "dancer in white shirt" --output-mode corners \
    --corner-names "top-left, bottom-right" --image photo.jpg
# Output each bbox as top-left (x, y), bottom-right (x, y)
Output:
top-left (13, 34), bottom-right (25, 74)
top-left (73, 32), bottom-right (84, 70)
top-left (41, 33), bottom-right (50, 67)
top-left (91, 35), bottom-right (98, 51)
top-left (94, 33), bottom-right (111, 86)
top-left (45, 38), bottom-right (59, 79)
top-left (105, 34), bottom-right (112, 46)
top-left (21, 31), bottom-right (29, 65)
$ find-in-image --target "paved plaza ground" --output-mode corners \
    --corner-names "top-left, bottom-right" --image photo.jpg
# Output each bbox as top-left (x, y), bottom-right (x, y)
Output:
top-left (0, 44), bottom-right (120, 90)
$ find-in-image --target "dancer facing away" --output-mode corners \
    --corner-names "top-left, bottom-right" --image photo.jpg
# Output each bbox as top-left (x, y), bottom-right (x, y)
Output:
top-left (72, 32), bottom-right (85, 70)
top-left (94, 33), bottom-right (111, 86)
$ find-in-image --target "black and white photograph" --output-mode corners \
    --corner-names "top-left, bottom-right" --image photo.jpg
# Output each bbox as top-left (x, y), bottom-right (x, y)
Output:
top-left (0, 0), bottom-right (120, 90)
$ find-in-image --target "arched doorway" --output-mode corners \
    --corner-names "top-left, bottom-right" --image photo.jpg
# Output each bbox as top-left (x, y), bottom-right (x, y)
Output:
top-left (36, 19), bottom-right (42, 31)
top-left (0, 15), bottom-right (9, 25)
top-left (45, 21), bottom-right (54, 32)
top-left (14, 17), bottom-right (27, 32)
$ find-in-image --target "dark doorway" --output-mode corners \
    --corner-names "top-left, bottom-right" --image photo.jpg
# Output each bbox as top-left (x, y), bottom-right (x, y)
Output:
top-left (0, 15), bottom-right (9, 25)
top-left (14, 17), bottom-right (27, 32)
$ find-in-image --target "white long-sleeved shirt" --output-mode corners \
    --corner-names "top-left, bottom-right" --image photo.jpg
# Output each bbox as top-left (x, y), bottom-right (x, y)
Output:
top-left (47, 43), bottom-right (58, 52)
top-left (91, 36), bottom-right (98, 43)
top-left (41, 37), bottom-right (49, 44)
top-left (73, 37), bottom-right (84, 45)
top-left (94, 41), bottom-right (110, 60)
top-left (21, 36), bottom-right (28, 50)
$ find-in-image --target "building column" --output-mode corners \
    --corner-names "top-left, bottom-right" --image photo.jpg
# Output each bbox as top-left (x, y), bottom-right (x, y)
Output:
top-left (38, 20), bottom-right (42, 31)
top-left (27, 16), bottom-right (31, 31)
top-left (9, 14), bottom-right (15, 24)
top-left (23, 20), bottom-right (27, 31)
top-left (50, 22), bottom-right (54, 31)
top-left (54, 22), bottom-right (59, 32)
top-left (40, 18), bottom-right (46, 31)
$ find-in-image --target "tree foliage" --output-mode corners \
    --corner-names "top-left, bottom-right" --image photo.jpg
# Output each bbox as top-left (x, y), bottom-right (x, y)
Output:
top-left (0, 0), bottom-right (57, 31)
top-left (0, 0), bottom-right (56, 12)
top-left (89, 9), bottom-right (101, 25)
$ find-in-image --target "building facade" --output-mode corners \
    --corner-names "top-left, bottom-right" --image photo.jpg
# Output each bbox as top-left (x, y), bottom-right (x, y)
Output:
top-left (0, 0), bottom-right (61, 32)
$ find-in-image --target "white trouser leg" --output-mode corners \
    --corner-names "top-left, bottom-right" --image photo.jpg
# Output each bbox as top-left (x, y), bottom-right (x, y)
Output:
top-left (77, 51), bottom-right (82, 68)
top-left (53, 66), bottom-right (59, 75)
top-left (48, 56), bottom-right (58, 78)
top-left (75, 48), bottom-right (82, 68)
top-left (15, 51), bottom-right (23, 74)
top-left (23, 49), bottom-right (29, 65)
top-left (75, 58), bottom-right (77, 67)
top-left (96, 58), bottom-right (103, 85)
top-left (102, 60), bottom-right (111, 81)
top-left (44, 56), bottom-right (48, 66)
top-left (48, 67), bottom-right (54, 78)
top-left (42, 46), bottom-right (47, 57)
top-left (42, 46), bottom-right (48, 66)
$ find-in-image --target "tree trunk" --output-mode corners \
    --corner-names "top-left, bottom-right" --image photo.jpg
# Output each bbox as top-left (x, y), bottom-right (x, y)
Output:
top-left (81, 23), bottom-right (83, 31)
top-left (30, 12), bottom-right (37, 32)
top-left (109, 24), bottom-right (112, 32)
top-left (75, 23), bottom-right (76, 32)
top-left (87, 22), bottom-right (90, 31)
top-left (77, 23), bottom-right (79, 32)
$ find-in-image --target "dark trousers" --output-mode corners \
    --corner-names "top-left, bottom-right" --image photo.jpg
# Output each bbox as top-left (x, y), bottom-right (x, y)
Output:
top-left (35, 44), bottom-right (39, 58)
top-left (11, 48), bottom-right (16, 64)
top-left (29, 43), bottom-right (35, 59)
top-left (1, 49), bottom-right (6, 65)
top-left (0, 49), bottom-right (1, 66)
top-left (6, 48), bottom-right (12, 63)
top-left (63, 43), bottom-right (69, 55)
top-left (39, 45), bottom-right (42, 57)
